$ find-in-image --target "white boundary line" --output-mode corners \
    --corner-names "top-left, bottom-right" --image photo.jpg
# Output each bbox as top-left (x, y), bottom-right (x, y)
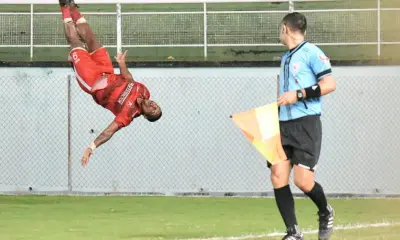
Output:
top-left (182, 222), bottom-right (399, 240)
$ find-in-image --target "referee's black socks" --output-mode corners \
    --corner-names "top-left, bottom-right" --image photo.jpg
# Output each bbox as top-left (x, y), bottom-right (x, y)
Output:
top-left (274, 185), bottom-right (298, 229)
top-left (304, 182), bottom-right (329, 214)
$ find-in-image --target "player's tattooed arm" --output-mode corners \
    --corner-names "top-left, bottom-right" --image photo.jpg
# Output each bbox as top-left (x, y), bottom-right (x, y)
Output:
top-left (115, 50), bottom-right (134, 83)
top-left (81, 122), bottom-right (120, 167)
top-left (93, 121), bottom-right (120, 148)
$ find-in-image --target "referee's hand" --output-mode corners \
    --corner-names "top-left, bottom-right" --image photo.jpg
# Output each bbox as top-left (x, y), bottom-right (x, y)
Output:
top-left (277, 91), bottom-right (297, 106)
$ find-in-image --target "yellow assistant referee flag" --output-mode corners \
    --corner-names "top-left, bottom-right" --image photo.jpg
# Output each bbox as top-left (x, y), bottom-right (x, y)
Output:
top-left (232, 102), bottom-right (287, 165)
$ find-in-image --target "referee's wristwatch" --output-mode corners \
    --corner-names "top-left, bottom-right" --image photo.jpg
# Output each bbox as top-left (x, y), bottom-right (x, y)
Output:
top-left (296, 89), bottom-right (304, 101)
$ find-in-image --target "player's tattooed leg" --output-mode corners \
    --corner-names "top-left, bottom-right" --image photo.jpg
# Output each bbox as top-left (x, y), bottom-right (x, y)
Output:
top-left (70, 4), bottom-right (103, 53)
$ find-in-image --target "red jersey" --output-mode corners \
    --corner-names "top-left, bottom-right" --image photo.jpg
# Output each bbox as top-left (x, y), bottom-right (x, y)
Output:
top-left (92, 74), bottom-right (150, 128)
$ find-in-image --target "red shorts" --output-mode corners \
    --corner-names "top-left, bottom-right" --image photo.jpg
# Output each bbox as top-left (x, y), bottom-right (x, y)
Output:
top-left (69, 47), bottom-right (114, 94)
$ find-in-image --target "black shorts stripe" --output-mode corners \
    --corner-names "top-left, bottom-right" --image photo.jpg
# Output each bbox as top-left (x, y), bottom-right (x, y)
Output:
top-left (316, 69), bottom-right (332, 79)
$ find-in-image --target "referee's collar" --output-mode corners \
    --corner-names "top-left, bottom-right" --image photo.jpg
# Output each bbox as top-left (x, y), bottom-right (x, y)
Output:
top-left (288, 41), bottom-right (307, 55)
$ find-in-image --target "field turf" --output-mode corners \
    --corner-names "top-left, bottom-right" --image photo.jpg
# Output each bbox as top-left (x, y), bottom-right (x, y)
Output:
top-left (0, 195), bottom-right (399, 240)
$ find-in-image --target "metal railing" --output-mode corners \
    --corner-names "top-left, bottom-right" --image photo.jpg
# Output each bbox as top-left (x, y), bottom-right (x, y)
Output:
top-left (0, 0), bottom-right (399, 60)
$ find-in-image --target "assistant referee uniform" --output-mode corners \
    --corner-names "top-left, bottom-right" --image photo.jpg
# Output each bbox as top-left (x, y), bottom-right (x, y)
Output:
top-left (278, 40), bottom-right (332, 171)
top-left (269, 12), bottom-right (335, 240)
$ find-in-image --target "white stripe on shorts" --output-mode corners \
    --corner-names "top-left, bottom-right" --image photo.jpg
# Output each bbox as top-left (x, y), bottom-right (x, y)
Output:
top-left (70, 47), bottom-right (92, 92)
top-left (298, 163), bottom-right (311, 170)
top-left (73, 65), bottom-right (92, 92)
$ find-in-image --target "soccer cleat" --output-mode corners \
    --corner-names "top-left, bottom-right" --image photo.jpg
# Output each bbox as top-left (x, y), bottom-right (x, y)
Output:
top-left (59, 0), bottom-right (68, 7)
top-left (282, 225), bottom-right (304, 240)
top-left (59, 0), bottom-right (79, 8)
top-left (69, 0), bottom-right (80, 8)
top-left (318, 204), bottom-right (334, 240)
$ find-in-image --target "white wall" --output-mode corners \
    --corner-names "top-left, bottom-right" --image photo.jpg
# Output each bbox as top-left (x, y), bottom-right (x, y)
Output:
top-left (0, 66), bottom-right (399, 195)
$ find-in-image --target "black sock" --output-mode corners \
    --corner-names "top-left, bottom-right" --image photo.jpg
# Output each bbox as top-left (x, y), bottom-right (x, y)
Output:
top-left (274, 185), bottom-right (298, 229)
top-left (305, 182), bottom-right (329, 213)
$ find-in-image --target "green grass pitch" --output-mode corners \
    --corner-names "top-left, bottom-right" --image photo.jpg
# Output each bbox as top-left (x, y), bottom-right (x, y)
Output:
top-left (0, 0), bottom-right (399, 62)
top-left (0, 195), bottom-right (399, 240)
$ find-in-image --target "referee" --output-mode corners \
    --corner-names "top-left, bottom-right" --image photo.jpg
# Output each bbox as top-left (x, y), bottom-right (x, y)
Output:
top-left (270, 12), bottom-right (336, 240)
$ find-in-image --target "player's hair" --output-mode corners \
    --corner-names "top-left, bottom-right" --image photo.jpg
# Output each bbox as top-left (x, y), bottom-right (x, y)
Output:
top-left (147, 109), bottom-right (163, 123)
top-left (281, 12), bottom-right (307, 34)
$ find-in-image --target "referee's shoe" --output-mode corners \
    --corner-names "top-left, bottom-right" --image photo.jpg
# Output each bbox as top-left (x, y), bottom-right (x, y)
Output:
top-left (282, 225), bottom-right (304, 240)
top-left (318, 205), bottom-right (334, 240)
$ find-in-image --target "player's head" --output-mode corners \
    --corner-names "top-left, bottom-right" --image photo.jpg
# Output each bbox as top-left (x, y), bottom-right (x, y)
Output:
top-left (141, 99), bottom-right (162, 123)
top-left (279, 12), bottom-right (307, 46)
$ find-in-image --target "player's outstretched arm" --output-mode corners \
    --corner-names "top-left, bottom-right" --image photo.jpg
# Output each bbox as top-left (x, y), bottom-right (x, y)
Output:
top-left (115, 50), bottom-right (134, 83)
top-left (81, 121), bottom-right (120, 167)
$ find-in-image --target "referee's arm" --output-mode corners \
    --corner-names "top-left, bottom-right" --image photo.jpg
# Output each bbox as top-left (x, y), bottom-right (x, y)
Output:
top-left (302, 50), bottom-right (336, 98)
top-left (315, 75), bottom-right (336, 96)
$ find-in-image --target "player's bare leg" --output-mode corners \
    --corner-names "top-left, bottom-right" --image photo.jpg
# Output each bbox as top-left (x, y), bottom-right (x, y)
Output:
top-left (60, 0), bottom-right (84, 50)
top-left (69, 1), bottom-right (103, 53)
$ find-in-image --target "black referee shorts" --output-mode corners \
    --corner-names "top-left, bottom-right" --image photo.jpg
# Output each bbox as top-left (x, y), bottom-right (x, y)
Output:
top-left (267, 115), bottom-right (322, 171)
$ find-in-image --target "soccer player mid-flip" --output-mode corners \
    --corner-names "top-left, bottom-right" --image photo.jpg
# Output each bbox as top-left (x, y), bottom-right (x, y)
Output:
top-left (59, 0), bottom-right (162, 167)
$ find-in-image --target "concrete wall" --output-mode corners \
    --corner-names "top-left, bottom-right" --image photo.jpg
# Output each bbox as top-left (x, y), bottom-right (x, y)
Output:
top-left (0, 66), bottom-right (399, 195)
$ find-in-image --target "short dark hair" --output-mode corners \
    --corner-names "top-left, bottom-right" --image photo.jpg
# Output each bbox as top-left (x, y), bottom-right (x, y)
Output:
top-left (147, 109), bottom-right (162, 123)
top-left (282, 12), bottom-right (307, 34)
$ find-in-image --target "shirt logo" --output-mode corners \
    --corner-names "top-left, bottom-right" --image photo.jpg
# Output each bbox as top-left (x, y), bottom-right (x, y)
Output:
top-left (319, 54), bottom-right (330, 64)
top-left (292, 63), bottom-right (301, 73)
top-left (117, 83), bottom-right (134, 105)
